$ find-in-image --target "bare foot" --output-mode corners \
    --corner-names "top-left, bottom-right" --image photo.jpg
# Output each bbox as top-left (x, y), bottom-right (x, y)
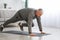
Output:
top-left (30, 33), bottom-right (36, 36)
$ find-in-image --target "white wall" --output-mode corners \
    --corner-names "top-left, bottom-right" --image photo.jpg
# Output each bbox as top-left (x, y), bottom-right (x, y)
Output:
top-left (0, 0), bottom-right (25, 21)
top-left (0, 0), bottom-right (25, 10)
top-left (28, 0), bottom-right (60, 28)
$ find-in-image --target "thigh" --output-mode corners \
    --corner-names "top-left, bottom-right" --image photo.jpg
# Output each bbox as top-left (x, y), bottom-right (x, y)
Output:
top-left (22, 21), bottom-right (34, 27)
top-left (10, 14), bottom-right (23, 23)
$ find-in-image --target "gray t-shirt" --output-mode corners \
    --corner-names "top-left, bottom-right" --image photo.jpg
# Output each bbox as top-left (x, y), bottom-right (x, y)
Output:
top-left (17, 8), bottom-right (36, 20)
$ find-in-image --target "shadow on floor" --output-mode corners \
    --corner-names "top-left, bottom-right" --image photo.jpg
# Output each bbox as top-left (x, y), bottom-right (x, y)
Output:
top-left (1, 31), bottom-right (50, 37)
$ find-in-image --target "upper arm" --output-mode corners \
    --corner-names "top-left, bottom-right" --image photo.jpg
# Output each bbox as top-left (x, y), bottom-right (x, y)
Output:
top-left (27, 11), bottom-right (34, 26)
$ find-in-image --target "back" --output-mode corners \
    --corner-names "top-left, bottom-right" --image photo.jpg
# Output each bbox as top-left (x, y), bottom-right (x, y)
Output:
top-left (17, 8), bottom-right (36, 20)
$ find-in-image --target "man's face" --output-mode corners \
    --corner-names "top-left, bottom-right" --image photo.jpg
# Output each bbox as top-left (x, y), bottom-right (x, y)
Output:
top-left (39, 10), bottom-right (43, 14)
top-left (35, 10), bottom-right (43, 16)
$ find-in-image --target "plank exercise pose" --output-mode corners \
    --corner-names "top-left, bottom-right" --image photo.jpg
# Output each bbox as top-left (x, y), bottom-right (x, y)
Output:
top-left (0, 8), bottom-right (45, 36)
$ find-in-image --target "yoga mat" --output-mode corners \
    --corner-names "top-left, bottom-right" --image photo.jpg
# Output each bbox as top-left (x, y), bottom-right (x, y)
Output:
top-left (2, 31), bottom-right (50, 37)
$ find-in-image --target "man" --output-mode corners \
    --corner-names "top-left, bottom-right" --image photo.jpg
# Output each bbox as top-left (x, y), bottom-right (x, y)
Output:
top-left (0, 8), bottom-right (45, 36)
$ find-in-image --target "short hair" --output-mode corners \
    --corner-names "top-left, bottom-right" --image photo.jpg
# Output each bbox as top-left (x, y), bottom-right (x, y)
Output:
top-left (38, 9), bottom-right (42, 11)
